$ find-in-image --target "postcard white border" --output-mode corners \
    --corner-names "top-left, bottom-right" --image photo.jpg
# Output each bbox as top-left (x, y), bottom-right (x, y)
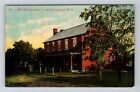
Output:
top-left (0, 0), bottom-right (139, 92)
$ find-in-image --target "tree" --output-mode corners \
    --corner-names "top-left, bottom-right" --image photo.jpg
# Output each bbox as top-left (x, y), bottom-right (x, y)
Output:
top-left (34, 48), bottom-right (46, 73)
top-left (5, 48), bottom-right (17, 75)
top-left (79, 5), bottom-right (134, 81)
top-left (13, 40), bottom-right (35, 73)
top-left (5, 40), bottom-right (47, 74)
top-left (35, 48), bottom-right (45, 64)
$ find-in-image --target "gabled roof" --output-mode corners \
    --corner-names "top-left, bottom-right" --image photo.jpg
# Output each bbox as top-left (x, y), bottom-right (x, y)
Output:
top-left (44, 23), bottom-right (88, 42)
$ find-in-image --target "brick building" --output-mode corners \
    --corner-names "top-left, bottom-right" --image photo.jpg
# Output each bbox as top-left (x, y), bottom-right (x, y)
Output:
top-left (44, 23), bottom-right (111, 72)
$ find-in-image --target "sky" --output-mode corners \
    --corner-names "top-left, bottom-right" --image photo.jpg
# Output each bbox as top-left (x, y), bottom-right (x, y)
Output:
top-left (5, 5), bottom-right (90, 50)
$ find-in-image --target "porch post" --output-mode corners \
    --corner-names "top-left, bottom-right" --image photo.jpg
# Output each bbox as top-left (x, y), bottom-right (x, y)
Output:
top-left (70, 53), bottom-right (73, 72)
top-left (39, 63), bottom-right (42, 73)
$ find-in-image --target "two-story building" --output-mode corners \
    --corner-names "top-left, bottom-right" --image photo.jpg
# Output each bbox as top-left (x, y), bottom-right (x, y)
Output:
top-left (44, 23), bottom-right (111, 72)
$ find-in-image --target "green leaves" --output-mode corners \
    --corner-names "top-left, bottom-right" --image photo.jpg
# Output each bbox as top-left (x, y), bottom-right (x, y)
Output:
top-left (80, 5), bottom-right (134, 53)
top-left (80, 5), bottom-right (134, 68)
top-left (13, 40), bottom-right (35, 64)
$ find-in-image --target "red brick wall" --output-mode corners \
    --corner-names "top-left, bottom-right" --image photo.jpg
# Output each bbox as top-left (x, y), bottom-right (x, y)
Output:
top-left (81, 33), bottom-right (98, 72)
top-left (44, 35), bottom-right (84, 53)
top-left (82, 46), bottom-right (97, 72)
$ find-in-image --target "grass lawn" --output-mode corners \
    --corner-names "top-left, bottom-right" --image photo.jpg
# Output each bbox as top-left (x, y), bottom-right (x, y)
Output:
top-left (5, 70), bottom-right (134, 87)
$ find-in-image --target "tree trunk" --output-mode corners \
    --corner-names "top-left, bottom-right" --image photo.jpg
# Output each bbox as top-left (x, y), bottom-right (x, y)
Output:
top-left (115, 53), bottom-right (122, 82)
top-left (99, 65), bottom-right (103, 80)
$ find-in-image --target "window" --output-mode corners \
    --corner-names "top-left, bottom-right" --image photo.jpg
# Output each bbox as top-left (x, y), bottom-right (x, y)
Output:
top-left (52, 42), bottom-right (55, 51)
top-left (72, 37), bottom-right (77, 47)
top-left (58, 40), bottom-right (61, 51)
top-left (65, 39), bottom-right (68, 50)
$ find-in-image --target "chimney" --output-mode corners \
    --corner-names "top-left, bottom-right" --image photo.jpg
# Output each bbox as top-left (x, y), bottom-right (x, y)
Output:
top-left (53, 28), bottom-right (57, 35)
top-left (60, 29), bottom-right (64, 32)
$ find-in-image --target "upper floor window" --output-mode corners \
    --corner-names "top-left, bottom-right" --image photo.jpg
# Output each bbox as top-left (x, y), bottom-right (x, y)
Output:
top-left (52, 42), bottom-right (55, 51)
top-left (65, 39), bottom-right (68, 50)
top-left (58, 40), bottom-right (61, 51)
top-left (73, 37), bottom-right (77, 47)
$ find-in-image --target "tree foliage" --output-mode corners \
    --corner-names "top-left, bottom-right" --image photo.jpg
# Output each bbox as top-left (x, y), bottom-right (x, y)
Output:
top-left (35, 48), bottom-right (45, 63)
top-left (80, 5), bottom-right (134, 81)
top-left (13, 40), bottom-right (35, 65)
top-left (79, 5), bottom-right (134, 59)
top-left (5, 40), bottom-right (46, 74)
top-left (80, 5), bottom-right (134, 56)
top-left (5, 48), bottom-right (17, 75)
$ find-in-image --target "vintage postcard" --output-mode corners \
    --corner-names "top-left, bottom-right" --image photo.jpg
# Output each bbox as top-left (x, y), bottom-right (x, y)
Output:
top-left (5, 5), bottom-right (134, 87)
